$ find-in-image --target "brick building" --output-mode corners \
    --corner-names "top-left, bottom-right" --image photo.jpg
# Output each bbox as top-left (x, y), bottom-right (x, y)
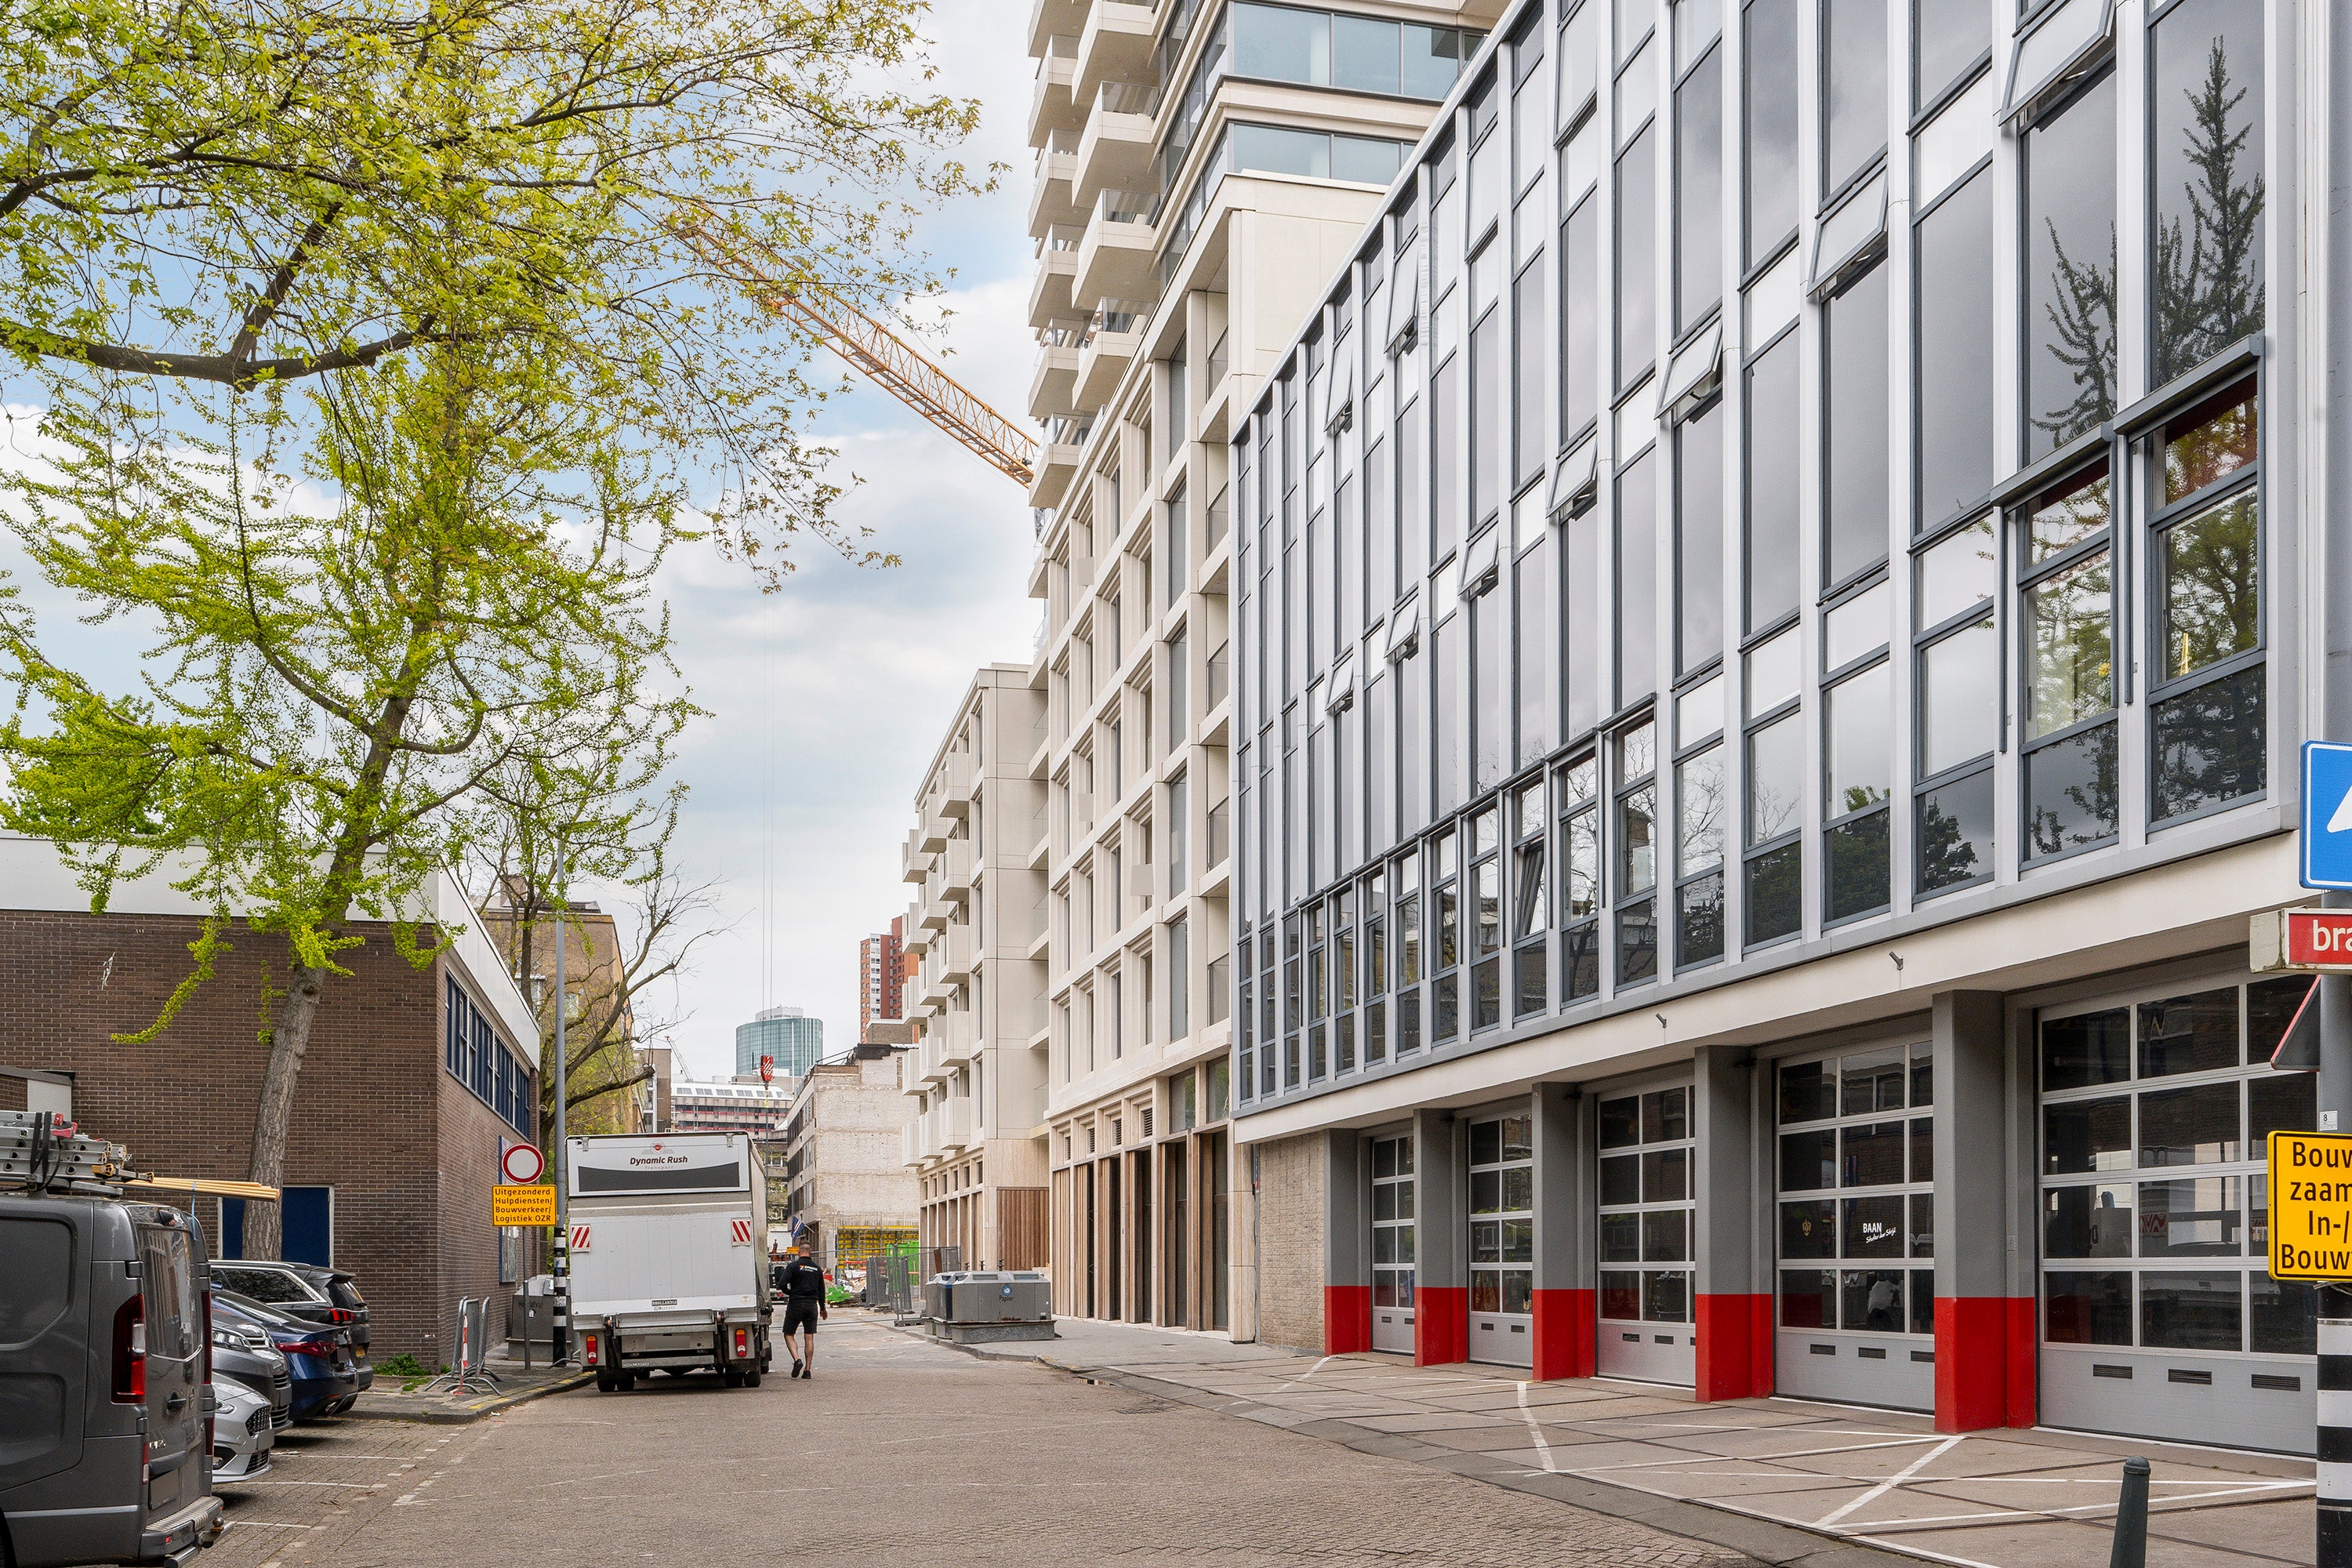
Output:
top-left (0, 837), bottom-right (539, 1360)
top-left (858, 917), bottom-right (907, 1034)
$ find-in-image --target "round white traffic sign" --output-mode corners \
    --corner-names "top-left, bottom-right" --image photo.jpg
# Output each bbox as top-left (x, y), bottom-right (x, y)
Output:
top-left (502, 1142), bottom-right (545, 1185)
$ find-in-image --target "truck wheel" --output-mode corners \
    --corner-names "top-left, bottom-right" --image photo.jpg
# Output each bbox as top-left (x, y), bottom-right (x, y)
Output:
top-left (742, 1367), bottom-right (762, 1388)
top-left (596, 1373), bottom-right (615, 1392)
top-left (721, 1367), bottom-right (744, 1388)
top-left (618, 1373), bottom-right (637, 1391)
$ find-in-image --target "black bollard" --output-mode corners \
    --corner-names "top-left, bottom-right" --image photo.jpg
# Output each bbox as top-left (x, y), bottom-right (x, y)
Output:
top-left (2109, 1456), bottom-right (2150, 1568)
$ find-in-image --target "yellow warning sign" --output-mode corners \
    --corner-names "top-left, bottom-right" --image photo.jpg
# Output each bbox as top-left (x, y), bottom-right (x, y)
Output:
top-left (2267, 1131), bottom-right (2352, 1279)
top-left (492, 1185), bottom-right (557, 1227)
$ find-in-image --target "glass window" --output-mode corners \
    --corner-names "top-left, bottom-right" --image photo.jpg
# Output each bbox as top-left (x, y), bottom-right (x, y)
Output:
top-left (2026, 550), bottom-right (2114, 739)
top-left (1744, 333), bottom-right (1801, 631)
top-left (1599, 1085), bottom-right (1695, 1332)
top-left (1334, 15), bottom-right (1402, 94)
top-left (1778, 1043), bottom-right (1933, 1334)
top-left (1233, 3), bottom-right (1331, 84)
top-left (1915, 0), bottom-right (1990, 109)
top-left (1915, 516), bottom-right (1996, 631)
top-left (1824, 578), bottom-right (1890, 671)
top-left (1748, 712), bottom-right (1803, 844)
top-left (1676, 400), bottom-right (1724, 677)
top-left (1617, 449), bottom-right (1661, 709)
top-left (1560, 2), bottom-right (1601, 131)
top-left (2022, 68), bottom-right (2118, 464)
top-left (1919, 617), bottom-right (1996, 776)
top-left (1563, 191), bottom-right (1602, 442)
top-left (1748, 626), bottom-right (1802, 714)
top-left (2150, 0), bottom-right (2264, 386)
top-left (1915, 168), bottom-right (1996, 530)
top-left (1821, 0), bottom-right (1888, 197)
top-left (1617, 125), bottom-right (1658, 390)
top-left (1824, 263), bottom-right (1890, 588)
top-left (1744, 0), bottom-right (1802, 267)
top-left (1403, 24), bottom-right (1472, 98)
top-left (1825, 662), bottom-right (1891, 819)
top-left (1674, 43), bottom-right (1724, 333)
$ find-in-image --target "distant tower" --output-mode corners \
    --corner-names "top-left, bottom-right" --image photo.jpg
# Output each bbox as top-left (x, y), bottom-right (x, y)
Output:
top-left (735, 1006), bottom-right (823, 1078)
top-left (858, 916), bottom-right (907, 1033)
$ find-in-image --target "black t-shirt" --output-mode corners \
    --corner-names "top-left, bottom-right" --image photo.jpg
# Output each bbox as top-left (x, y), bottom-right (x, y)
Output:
top-left (779, 1259), bottom-right (826, 1302)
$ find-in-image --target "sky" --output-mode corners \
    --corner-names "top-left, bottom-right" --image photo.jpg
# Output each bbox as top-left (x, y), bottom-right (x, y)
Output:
top-left (607, 3), bottom-right (1041, 1080)
top-left (0, 4), bottom-right (1043, 1085)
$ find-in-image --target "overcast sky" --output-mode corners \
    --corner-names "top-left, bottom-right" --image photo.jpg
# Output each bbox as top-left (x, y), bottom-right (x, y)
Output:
top-left (624, 5), bottom-right (1040, 1081)
top-left (0, 6), bottom-right (1041, 1084)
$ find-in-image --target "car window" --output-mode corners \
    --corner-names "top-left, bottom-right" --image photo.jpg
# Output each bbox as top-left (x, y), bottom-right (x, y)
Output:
top-left (213, 1288), bottom-right (293, 1326)
top-left (140, 1226), bottom-right (198, 1360)
top-left (327, 1276), bottom-right (365, 1308)
top-left (215, 1265), bottom-right (315, 1304)
top-left (0, 1216), bottom-right (73, 1342)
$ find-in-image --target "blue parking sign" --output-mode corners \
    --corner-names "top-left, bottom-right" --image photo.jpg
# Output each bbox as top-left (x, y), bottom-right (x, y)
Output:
top-left (2302, 742), bottom-right (2352, 888)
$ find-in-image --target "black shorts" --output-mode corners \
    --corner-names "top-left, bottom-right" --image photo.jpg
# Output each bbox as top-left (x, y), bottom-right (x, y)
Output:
top-left (782, 1301), bottom-right (821, 1336)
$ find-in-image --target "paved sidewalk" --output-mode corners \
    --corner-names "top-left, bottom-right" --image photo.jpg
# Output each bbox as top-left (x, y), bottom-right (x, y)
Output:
top-left (1022, 1320), bottom-right (2316, 1568)
top-left (347, 1357), bottom-right (591, 1423)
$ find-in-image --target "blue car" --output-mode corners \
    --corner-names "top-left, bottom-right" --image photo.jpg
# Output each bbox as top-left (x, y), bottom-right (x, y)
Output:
top-left (212, 1289), bottom-right (360, 1422)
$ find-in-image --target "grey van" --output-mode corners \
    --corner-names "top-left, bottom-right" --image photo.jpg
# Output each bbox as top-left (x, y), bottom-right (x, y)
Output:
top-left (0, 1194), bottom-right (221, 1566)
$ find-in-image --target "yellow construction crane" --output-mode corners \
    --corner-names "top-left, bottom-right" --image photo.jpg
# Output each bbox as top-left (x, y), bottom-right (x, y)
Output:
top-left (678, 218), bottom-right (1038, 488)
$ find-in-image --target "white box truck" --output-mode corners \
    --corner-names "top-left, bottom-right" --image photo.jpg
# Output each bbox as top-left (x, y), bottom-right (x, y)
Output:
top-left (564, 1132), bottom-right (773, 1391)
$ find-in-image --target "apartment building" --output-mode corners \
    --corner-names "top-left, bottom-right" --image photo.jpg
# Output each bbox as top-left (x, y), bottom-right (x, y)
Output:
top-left (859, 917), bottom-right (909, 1033)
top-left (1225, 0), bottom-right (2325, 1455)
top-left (1024, 0), bottom-right (1504, 1335)
top-left (778, 1042), bottom-right (920, 1269)
top-left (901, 666), bottom-right (1053, 1269)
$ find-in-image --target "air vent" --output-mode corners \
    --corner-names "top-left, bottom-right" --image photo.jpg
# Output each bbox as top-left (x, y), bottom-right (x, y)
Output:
top-left (1911, 1351), bottom-right (1935, 1363)
top-left (2254, 1374), bottom-right (2302, 1392)
top-left (1109, 1117), bottom-right (1122, 1146)
top-left (2092, 1363), bottom-right (2132, 1380)
top-left (1858, 1347), bottom-right (1886, 1360)
top-left (1622, 1332), bottom-right (1639, 1342)
top-left (2167, 1368), bottom-right (2212, 1386)
top-left (1142, 1107), bottom-right (1155, 1138)
top-left (1654, 1334), bottom-right (1675, 1345)
top-left (1811, 1344), bottom-right (1836, 1356)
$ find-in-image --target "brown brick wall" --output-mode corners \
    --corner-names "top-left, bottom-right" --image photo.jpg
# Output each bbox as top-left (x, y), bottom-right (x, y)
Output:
top-left (0, 908), bottom-right (528, 1359)
top-left (1254, 1133), bottom-right (1327, 1354)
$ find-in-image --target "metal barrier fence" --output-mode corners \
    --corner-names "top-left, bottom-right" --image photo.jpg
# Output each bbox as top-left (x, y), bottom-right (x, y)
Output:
top-left (419, 1296), bottom-right (504, 1396)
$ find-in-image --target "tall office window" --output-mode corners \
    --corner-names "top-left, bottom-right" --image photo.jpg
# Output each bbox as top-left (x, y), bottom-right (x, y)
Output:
top-left (1742, 0), bottom-right (1800, 267)
top-left (1616, 123), bottom-right (1658, 393)
top-left (1673, 673), bottom-right (1726, 966)
top-left (1821, 0), bottom-right (1888, 198)
top-left (1823, 261), bottom-right (1890, 590)
top-left (2149, 0), bottom-right (2264, 386)
top-left (1675, 397), bottom-right (1723, 676)
top-left (1615, 719), bottom-right (1659, 985)
top-left (2021, 68), bottom-right (2117, 465)
top-left (1671, 13), bottom-right (1722, 333)
top-left (1915, 165), bottom-right (1995, 532)
top-left (1557, 754), bottom-right (1602, 1000)
top-left (1744, 331), bottom-right (1800, 633)
top-left (1617, 448), bottom-right (1660, 710)
top-left (2017, 463), bottom-right (2118, 858)
top-left (1913, 517), bottom-right (1997, 895)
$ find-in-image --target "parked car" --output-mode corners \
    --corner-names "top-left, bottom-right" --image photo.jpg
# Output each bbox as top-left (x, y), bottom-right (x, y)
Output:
top-left (209, 1259), bottom-right (372, 1357)
top-left (0, 1185), bottom-right (222, 1566)
top-left (211, 1289), bottom-right (359, 1421)
top-left (208, 1378), bottom-right (274, 1482)
top-left (209, 1316), bottom-right (293, 1431)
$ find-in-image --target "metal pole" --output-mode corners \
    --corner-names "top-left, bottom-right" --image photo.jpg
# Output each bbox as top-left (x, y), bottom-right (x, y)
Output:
top-left (2327, 2), bottom-right (2352, 1556)
top-left (2107, 1457), bottom-right (2149, 1568)
top-left (553, 899), bottom-right (573, 1366)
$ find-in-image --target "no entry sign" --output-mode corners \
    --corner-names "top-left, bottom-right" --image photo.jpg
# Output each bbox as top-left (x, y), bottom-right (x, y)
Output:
top-left (2249, 909), bottom-right (2352, 971)
top-left (501, 1142), bottom-right (545, 1184)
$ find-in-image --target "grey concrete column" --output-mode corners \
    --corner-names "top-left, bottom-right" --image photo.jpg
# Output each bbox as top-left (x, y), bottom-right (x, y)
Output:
top-left (1324, 1131), bottom-right (1371, 1352)
top-left (1933, 989), bottom-right (2022, 1431)
top-left (1693, 1043), bottom-right (1763, 1399)
top-left (1412, 1108), bottom-right (1466, 1364)
top-left (1531, 1083), bottom-right (1594, 1377)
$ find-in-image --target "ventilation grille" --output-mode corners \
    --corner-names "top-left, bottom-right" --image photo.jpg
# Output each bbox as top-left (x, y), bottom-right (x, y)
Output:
top-left (1142, 1107), bottom-right (1156, 1138)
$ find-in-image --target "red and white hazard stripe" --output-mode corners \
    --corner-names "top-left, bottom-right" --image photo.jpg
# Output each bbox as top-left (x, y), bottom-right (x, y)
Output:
top-left (729, 1218), bottom-right (753, 1246)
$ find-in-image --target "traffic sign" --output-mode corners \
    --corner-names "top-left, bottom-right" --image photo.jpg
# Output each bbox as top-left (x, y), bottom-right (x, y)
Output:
top-left (2302, 742), bottom-right (2352, 887)
top-left (491, 1185), bottom-right (557, 1227)
top-left (501, 1142), bottom-right (545, 1185)
top-left (2268, 1131), bottom-right (2352, 1279)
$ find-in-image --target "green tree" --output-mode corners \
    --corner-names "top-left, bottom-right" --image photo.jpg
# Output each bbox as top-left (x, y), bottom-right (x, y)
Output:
top-left (0, 0), bottom-right (987, 576)
top-left (0, 350), bottom-right (693, 1256)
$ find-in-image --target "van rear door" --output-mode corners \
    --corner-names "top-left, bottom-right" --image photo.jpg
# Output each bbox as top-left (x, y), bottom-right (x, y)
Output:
top-left (0, 1207), bottom-right (85, 1492)
top-left (135, 1221), bottom-right (207, 1521)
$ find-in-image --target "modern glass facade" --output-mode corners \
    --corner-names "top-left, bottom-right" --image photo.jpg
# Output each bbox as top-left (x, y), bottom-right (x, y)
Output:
top-left (1230, 0), bottom-right (2281, 1114)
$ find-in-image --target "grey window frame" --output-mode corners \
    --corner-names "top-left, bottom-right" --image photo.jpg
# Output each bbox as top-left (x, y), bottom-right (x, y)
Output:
top-left (1911, 511), bottom-right (1999, 900)
top-left (2013, 452), bottom-right (2121, 866)
top-left (1556, 752), bottom-right (1605, 1004)
top-left (1819, 571), bottom-right (1895, 927)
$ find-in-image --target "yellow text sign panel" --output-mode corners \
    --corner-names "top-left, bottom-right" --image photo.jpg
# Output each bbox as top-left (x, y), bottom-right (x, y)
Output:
top-left (2267, 1131), bottom-right (2352, 1279)
top-left (492, 1185), bottom-right (557, 1227)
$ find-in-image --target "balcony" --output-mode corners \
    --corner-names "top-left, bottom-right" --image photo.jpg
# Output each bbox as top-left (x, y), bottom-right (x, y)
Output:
top-left (1029, 419), bottom-right (1089, 510)
top-left (1073, 82), bottom-right (1156, 215)
top-left (940, 837), bottom-right (975, 899)
top-left (1071, 1), bottom-right (1154, 106)
top-left (938, 1096), bottom-right (974, 1152)
top-left (1076, 311), bottom-right (1144, 408)
top-left (939, 923), bottom-right (975, 984)
top-left (917, 897), bottom-right (949, 933)
top-left (1028, 38), bottom-right (1080, 147)
top-left (902, 826), bottom-right (930, 884)
top-left (940, 750), bottom-right (976, 817)
top-left (1029, 233), bottom-right (1080, 328)
top-left (1073, 191), bottom-right (1157, 315)
top-left (918, 813), bottom-right (950, 855)
top-left (1207, 797), bottom-right (1230, 869)
top-left (902, 919), bottom-right (933, 956)
top-left (902, 1117), bottom-right (920, 1168)
top-left (1027, 146), bottom-right (1082, 239)
top-left (1027, 0), bottom-right (1084, 59)
top-left (1029, 338), bottom-right (1081, 420)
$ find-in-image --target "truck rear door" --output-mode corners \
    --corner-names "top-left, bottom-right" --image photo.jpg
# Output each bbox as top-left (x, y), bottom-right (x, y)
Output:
top-left (136, 1221), bottom-right (207, 1522)
top-left (0, 1207), bottom-right (84, 1494)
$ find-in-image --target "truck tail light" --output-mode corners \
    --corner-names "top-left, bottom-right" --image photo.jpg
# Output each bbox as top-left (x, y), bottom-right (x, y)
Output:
top-left (113, 1296), bottom-right (146, 1403)
top-left (732, 1327), bottom-right (749, 1359)
top-left (583, 1333), bottom-right (598, 1367)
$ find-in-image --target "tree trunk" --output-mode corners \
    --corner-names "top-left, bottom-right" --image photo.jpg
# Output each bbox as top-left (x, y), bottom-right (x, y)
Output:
top-left (241, 960), bottom-right (331, 1259)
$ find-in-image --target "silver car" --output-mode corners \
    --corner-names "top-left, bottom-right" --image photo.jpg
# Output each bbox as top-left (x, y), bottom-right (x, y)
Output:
top-left (208, 1379), bottom-right (274, 1482)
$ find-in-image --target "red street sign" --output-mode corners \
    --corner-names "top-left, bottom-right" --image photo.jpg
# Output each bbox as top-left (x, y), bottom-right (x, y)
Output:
top-left (500, 1142), bottom-right (544, 1185)
top-left (760, 1053), bottom-right (775, 1084)
top-left (2252, 909), bottom-right (2352, 971)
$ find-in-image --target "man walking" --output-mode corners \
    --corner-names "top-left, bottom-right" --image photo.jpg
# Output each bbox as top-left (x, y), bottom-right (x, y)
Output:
top-left (776, 1244), bottom-right (827, 1379)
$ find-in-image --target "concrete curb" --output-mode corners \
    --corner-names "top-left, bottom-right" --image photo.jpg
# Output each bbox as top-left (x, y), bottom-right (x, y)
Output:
top-left (344, 1369), bottom-right (594, 1425)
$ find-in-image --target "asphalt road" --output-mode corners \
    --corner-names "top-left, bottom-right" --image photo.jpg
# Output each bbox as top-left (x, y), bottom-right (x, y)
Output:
top-left (208, 1319), bottom-right (1751, 1566)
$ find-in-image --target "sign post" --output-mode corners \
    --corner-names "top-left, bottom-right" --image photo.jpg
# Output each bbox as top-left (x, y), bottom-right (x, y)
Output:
top-left (2299, 743), bottom-right (2352, 1561)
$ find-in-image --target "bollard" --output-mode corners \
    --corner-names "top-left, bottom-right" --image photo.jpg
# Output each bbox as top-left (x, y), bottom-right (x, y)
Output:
top-left (2108, 1456), bottom-right (2149, 1568)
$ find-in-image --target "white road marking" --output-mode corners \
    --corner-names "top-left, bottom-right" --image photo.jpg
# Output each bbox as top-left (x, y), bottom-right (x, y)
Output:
top-left (1515, 1382), bottom-right (1557, 1474)
top-left (1813, 1434), bottom-right (1965, 1527)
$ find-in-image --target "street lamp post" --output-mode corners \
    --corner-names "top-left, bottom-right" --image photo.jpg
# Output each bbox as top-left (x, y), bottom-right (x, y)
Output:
top-left (552, 901), bottom-right (575, 1366)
